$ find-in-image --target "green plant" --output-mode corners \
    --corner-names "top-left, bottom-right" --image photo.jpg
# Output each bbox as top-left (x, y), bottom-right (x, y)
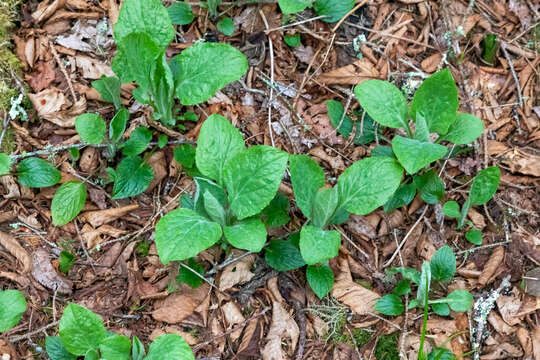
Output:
top-left (375, 246), bottom-right (473, 360)
top-left (278, 0), bottom-right (355, 22)
top-left (154, 114), bottom-right (288, 265)
top-left (46, 302), bottom-right (194, 359)
top-left (0, 289), bottom-right (26, 332)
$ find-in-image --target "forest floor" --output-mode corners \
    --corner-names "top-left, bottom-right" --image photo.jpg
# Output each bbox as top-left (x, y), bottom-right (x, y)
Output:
top-left (0, 0), bottom-right (539, 359)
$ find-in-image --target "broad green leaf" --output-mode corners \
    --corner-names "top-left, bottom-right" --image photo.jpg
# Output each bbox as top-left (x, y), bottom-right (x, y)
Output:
top-left (465, 229), bottom-right (482, 245)
top-left (329, 206), bottom-right (350, 225)
top-left (470, 166), bottom-right (500, 205)
top-left (392, 136), bottom-right (447, 175)
top-left (158, 134), bottom-right (168, 149)
top-left (0, 289), bottom-right (26, 332)
top-left (112, 156), bottom-right (154, 199)
top-left (444, 290), bottom-right (473, 312)
top-left (145, 334), bottom-right (194, 360)
top-left (173, 144), bottom-right (196, 168)
top-left (299, 226), bottom-right (340, 265)
top-left (355, 80), bottom-right (408, 129)
top-left (155, 208), bottom-right (222, 263)
top-left (122, 126), bottom-right (152, 156)
top-left (195, 114), bottom-right (245, 184)
top-left (375, 294), bottom-right (404, 316)
top-left (58, 303), bottom-right (107, 356)
top-left (289, 154), bottom-right (325, 220)
top-left (224, 217), bottom-right (267, 252)
top-left (52, 181), bottom-right (87, 226)
top-left (431, 303), bottom-right (450, 316)
top-left (92, 76), bottom-right (122, 110)
top-left (386, 267), bottom-right (420, 285)
top-left (217, 17), bottom-right (234, 36)
top-left (224, 145), bottom-right (288, 220)
top-left (132, 336), bottom-right (145, 360)
top-left (313, 0), bottom-right (354, 22)
top-left (442, 113), bottom-right (484, 145)
top-left (306, 264), bottom-right (334, 299)
top-left (193, 177), bottom-right (227, 218)
top-left (110, 108), bottom-right (129, 142)
top-left (427, 347), bottom-right (455, 360)
top-left (180, 194), bottom-right (195, 210)
top-left (203, 191), bottom-right (227, 225)
top-left (17, 157), bottom-right (61, 188)
top-left (168, 2), bottom-right (194, 25)
top-left (442, 201), bottom-right (460, 218)
top-left (337, 157), bottom-right (403, 215)
top-left (84, 350), bottom-right (99, 360)
top-left (58, 251), bottom-right (75, 274)
top-left (384, 183), bottom-right (416, 212)
top-left (417, 261), bottom-right (431, 307)
top-left (414, 114), bottom-right (430, 142)
top-left (482, 33), bottom-right (498, 64)
top-left (206, 0), bottom-right (221, 17)
top-left (284, 33), bottom-right (302, 47)
top-left (172, 42), bottom-right (248, 105)
top-left (45, 336), bottom-right (76, 360)
top-left (393, 279), bottom-right (411, 296)
top-left (261, 192), bottom-right (290, 228)
top-left (353, 114), bottom-right (379, 145)
top-left (150, 54), bottom-right (175, 126)
top-left (176, 258), bottom-right (204, 289)
top-left (0, 153), bottom-right (12, 175)
top-left (311, 187), bottom-right (338, 228)
top-left (371, 145), bottom-right (395, 158)
top-left (410, 68), bottom-right (458, 135)
top-left (326, 99), bottom-right (353, 137)
top-left (99, 334), bottom-right (131, 360)
top-left (415, 170), bottom-right (445, 204)
top-left (430, 246), bottom-right (456, 282)
top-left (75, 113), bottom-right (106, 145)
top-left (278, 0), bottom-right (312, 14)
top-left (265, 235), bottom-right (306, 271)
top-left (114, 0), bottom-right (174, 49)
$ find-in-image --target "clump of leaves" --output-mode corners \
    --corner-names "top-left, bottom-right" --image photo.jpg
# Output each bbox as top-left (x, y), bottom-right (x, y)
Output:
top-left (278, 0), bottom-right (355, 23)
top-left (0, 289), bottom-right (26, 332)
top-left (375, 246), bottom-right (473, 359)
top-left (46, 302), bottom-right (194, 359)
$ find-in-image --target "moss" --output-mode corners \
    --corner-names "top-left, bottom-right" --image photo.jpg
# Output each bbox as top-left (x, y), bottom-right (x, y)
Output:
top-left (333, 328), bottom-right (372, 348)
top-left (374, 333), bottom-right (400, 360)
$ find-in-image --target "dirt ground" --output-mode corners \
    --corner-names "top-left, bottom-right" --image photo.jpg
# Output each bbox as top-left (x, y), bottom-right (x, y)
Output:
top-left (0, 0), bottom-right (539, 359)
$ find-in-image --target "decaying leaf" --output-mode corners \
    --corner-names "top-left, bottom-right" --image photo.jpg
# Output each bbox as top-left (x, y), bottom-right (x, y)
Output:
top-left (237, 318), bottom-right (262, 358)
top-left (261, 301), bottom-right (299, 360)
top-left (219, 252), bottom-right (255, 291)
top-left (478, 246), bottom-right (505, 285)
top-left (522, 268), bottom-right (540, 296)
top-left (152, 283), bottom-right (210, 324)
top-left (0, 231), bottom-right (32, 273)
top-left (31, 248), bottom-right (72, 294)
top-left (79, 203), bottom-right (139, 227)
top-left (331, 279), bottom-right (380, 315)
top-left (75, 55), bottom-right (114, 79)
top-left (221, 301), bottom-right (245, 341)
top-left (318, 58), bottom-right (380, 85)
top-left (28, 88), bottom-right (87, 128)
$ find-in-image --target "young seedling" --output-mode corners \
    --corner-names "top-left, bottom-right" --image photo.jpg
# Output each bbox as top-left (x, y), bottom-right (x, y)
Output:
top-left (0, 289), bottom-right (26, 333)
top-left (375, 246), bottom-right (473, 359)
top-left (46, 302), bottom-right (194, 359)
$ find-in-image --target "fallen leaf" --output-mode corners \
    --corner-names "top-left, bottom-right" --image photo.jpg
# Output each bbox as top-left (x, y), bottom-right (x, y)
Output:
top-left (32, 0), bottom-right (65, 23)
top-left (318, 58), bottom-right (379, 85)
top-left (237, 319), bottom-right (262, 358)
top-left (261, 301), bottom-right (299, 360)
top-left (221, 301), bottom-right (246, 341)
top-left (0, 231), bottom-right (32, 273)
top-left (331, 279), bottom-right (380, 315)
top-left (152, 283), bottom-right (210, 323)
top-left (293, 45), bottom-right (314, 64)
top-left (480, 342), bottom-right (523, 359)
top-left (29, 61), bottom-right (56, 92)
top-left (523, 267), bottom-right (540, 296)
top-left (479, 246), bottom-right (504, 285)
top-left (219, 251), bottom-right (255, 291)
top-left (79, 203), bottom-right (139, 227)
top-left (31, 248), bottom-right (72, 294)
top-left (75, 55), bottom-right (114, 79)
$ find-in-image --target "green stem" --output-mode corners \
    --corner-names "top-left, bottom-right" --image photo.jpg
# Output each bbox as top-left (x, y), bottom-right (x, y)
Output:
top-left (457, 196), bottom-right (471, 230)
top-left (417, 278), bottom-right (430, 359)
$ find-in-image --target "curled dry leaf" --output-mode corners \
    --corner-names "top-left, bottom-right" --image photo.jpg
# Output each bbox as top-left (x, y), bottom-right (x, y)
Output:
top-left (516, 327), bottom-right (533, 359)
top-left (0, 271), bottom-right (31, 288)
top-left (79, 146), bottom-right (100, 173)
top-left (481, 342), bottom-right (523, 359)
top-left (318, 58), bottom-right (380, 85)
top-left (152, 283), bottom-right (210, 324)
top-left (261, 301), bottom-right (299, 360)
top-left (221, 301), bottom-right (246, 342)
top-left (0, 176), bottom-right (21, 199)
top-left (496, 287), bottom-right (540, 326)
top-left (32, 248), bottom-right (72, 294)
top-left (28, 88), bottom-right (87, 128)
top-left (479, 246), bottom-right (505, 285)
top-left (219, 252), bottom-right (255, 291)
top-left (29, 61), bottom-right (56, 92)
top-left (331, 279), bottom-right (380, 315)
top-left (237, 319), bottom-right (262, 358)
top-left (487, 312), bottom-right (514, 335)
top-left (75, 55), bottom-right (114, 79)
top-left (296, 101), bottom-right (343, 145)
top-left (146, 152), bottom-right (167, 192)
top-left (309, 146), bottom-right (345, 171)
top-left (533, 328), bottom-right (540, 360)
top-left (32, 0), bottom-right (65, 23)
top-left (79, 203), bottom-right (139, 227)
top-left (0, 231), bottom-right (32, 273)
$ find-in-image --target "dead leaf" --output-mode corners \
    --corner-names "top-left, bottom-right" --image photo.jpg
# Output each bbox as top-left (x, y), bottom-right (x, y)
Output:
top-left (29, 61), bottom-right (56, 92)
top-left (522, 267), bottom-right (540, 296)
top-left (79, 203), bottom-right (139, 227)
top-left (32, 0), bottom-right (65, 23)
top-left (79, 146), bottom-right (99, 173)
top-left (293, 45), bottom-right (315, 64)
top-left (219, 252), bottom-right (255, 291)
top-left (331, 279), bottom-right (380, 315)
top-left (146, 152), bottom-right (167, 192)
top-left (31, 248), bottom-right (72, 294)
top-left (487, 312), bottom-right (514, 335)
top-left (480, 343), bottom-right (523, 359)
top-left (496, 287), bottom-right (540, 326)
top-left (318, 58), bottom-right (380, 85)
top-left (0, 231), bottom-right (32, 273)
top-left (152, 283), bottom-right (210, 324)
top-left (237, 319), bottom-right (262, 358)
top-left (221, 301), bottom-right (245, 341)
top-left (261, 301), bottom-right (299, 360)
top-left (0, 176), bottom-right (21, 198)
top-left (28, 88), bottom-right (87, 128)
top-left (532, 328), bottom-right (540, 360)
top-left (479, 246), bottom-right (504, 285)
top-left (75, 55), bottom-right (114, 79)
top-left (309, 146), bottom-right (345, 171)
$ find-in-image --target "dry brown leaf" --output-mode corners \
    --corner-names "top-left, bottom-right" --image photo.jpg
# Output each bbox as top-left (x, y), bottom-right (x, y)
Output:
top-left (478, 246), bottom-right (504, 285)
top-left (347, 214), bottom-right (377, 240)
top-left (237, 318), bottom-right (262, 358)
top-left (480, 343), bottom-right (523, 359)
top-left (261, 301), bottom-right (299, 360)
top-left (522, 267), bottom-right (540, 296)
top-left (29, 61), bottom-right (56, 92)
top-left (221, 301), bottom-right (246, 341)
top-left (468, 207), bottom-right (486, 229)
top-left (79, 203), bottom-right (139, 227)
top-left (75, 55), bottom-right (114, 79)
top-left (149, 326), bottom-right (197, 345)
top-left (0, 175), bottom-right (21, 199)
top-left (31, 248), bottom-right (72, 294)
top-left (516, 327), bottom-right (533, 359)
top-left (496, 287), bottom-right (540, 326)
top-left (331, 279), bottom-right (380, 315)
top-left (487, 312), bottom-right (514, 335)
top-left (293, 45), bottom-right (315, 64)
top-left (79, 147), bottom-right (99, 173)
top-left (28, 88), bottom-right (87, 128)
top-left (532, 327), bottom-right (540, 360)
top-left (146, 152), bottom-right (167, 192)
top-left (318, 58), bottom-right (380, 85)
top-left (32, 0), bottom-right (65, 23)
top-left (0, 338), bottom-right (18, 360)
top-left (502, 149), bottom-right (540, 177)
top-left (309, 146), bottom-right (345, 171)
top-left (152, 283), bottom-right (209, 323)
top-left (219, 252), bottom-right (255, 291)
top-left (420, 53), bottom-right (442, 73)
top-left (0, 231), bottom-right (32, 273)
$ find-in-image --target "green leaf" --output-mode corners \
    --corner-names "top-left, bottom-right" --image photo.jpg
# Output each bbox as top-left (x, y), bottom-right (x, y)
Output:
top-left (155, 208), bottom-right (222, 263)
top-left (444, 289), bottom-right (473, 312)
top-left (313, 0), bottom-right (354, 22)
top-left (224, 217), bottom-right (267, 252)
top-left (217, 17), bottom-right (234, 36)
top-left (110, 108), bottom-right (129, 142)
top-left (387, 267), bottom-right (420, 285)
top-left (311, 187), bottom-right (338, 228)
top-left (0, 153), bottom-right (12, 175)
top-left (45, 336), bottom-right (77, 360)
top-left (278, 0), bottom-right (312, 14)
top-left (132, 336), bottom-right (145, 360)
top-left (417, 261), bottom-right (431, 307)
top-left (284, 33), bottom-right (301, 47)
top-left (51, 181), bottom-right (86, 226)
top-left (326, 99), bottom-right (353, 137)
top-left (224, 145), bottom-right (288, 220)
top-left (195, 114), bottom-right (245, 184)
top-left (0, 289), bottom-right (26, 332)
top-left (158, 134), bottom-right (168, 148)
top-left (75, 113), bottom-right (106, 145)
top-left (392, 136), bottom-right (447, 175)
top-left (203, 190), bottom-right (226, 225)
top-left (122, 126), bottom-right (152, 156)
top-left (299, 226), bottom-right (340, 265)
top-left (92, 76), bottom-right (122, 110)
top-left (329, 206), bottom-right (350, 225)
top-left (393, 279), bottom-right (411, 296)
top-left (469, 166), bottom-right (500, 205)
top-left (150, 54), bottom-right (175, 126)
top-left (371, 145), bottom-right (395, 158)
top-left (58, 251), bottom-right (75, 274)
top-left (176, 258), bottom-right (204, 289)
top-left (415, 170), bottom-right (445, 204)
top-left (99, 334), bottom-right (131, 360)
top-left (337, 157), bottom-right (403, 215)
top-left (414, 114), bottom-right (431, 143)
top-left (375, 294), bottom-right (404, 316)
top-left (112, 156), bottom-right (154, 199)
top-left (265, 235), bottom-right (306, 271)
top-left (353, 114), bottom-right (378, 145)
top-left (84, 349), bottom-right (99, 360)
top-left (173, 144), bottom-right (196, 168)
top-left (465, 229), bottom-right (482, 245)
top-left (172, 42), bottom-right (248, 105)
top-left (145, 334), bottom-right (194, 360)
top-left (481, 33), bottom-right (498, 64)
top-left (384, 183), bottom-right (416, 212)
top-left (58, 303), bottom-right (107, 356)
top-left (289, 154), bottom-right (325, 220)
top-left (431, 303), bottom-right (450, 316)
top-left (70, 148), bottom-right (80, 161)
top-left (306, 264), bottom-right (334, 299)
top-left (442, 201), bottom-right (460, 218)
top-left (114, 0), bottom-right (174, 49)
top-left (428, 347), bottom-right (455, 360)
top-left (355, 80), bottom-right (408, 129)
top-left (430, 246), bottom-right (456, 282)
top-left (442, 113), bottom-right (484, 145)
top-left (17, 157), bottom-right (61, 188)
top-left (261, 192), bottom-right (290, 228)
top-left (193, 177), bottom-right (227, 218)
top-left (206, 0), bottom-right (221, 17)
top-left (168, 2), bottom-right (194, 25)
top-left (410, 68), bottom-right (459, 135)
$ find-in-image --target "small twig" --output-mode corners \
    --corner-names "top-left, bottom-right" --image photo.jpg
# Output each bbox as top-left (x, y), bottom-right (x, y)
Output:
top-left (74, 220), bottom-right (95, 274)
top-left (49, 39), bottom-right (77, 102)
top-left (500, 42), bottom-right (523, 108)
top-left (207, 251), bottom-right (255, 275)
top-left (260, 9), bottom-right (276, 147)
top-left (333, 225), bottom-right (369, 259)
top-left (294, 301), bottom-right (306, 360)
top-left (456, 240), bottom-right (512, 255)
top-left (366, 311), bottom-right (401, 330)
top-left (9, 321), bottom-right (60, 343)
